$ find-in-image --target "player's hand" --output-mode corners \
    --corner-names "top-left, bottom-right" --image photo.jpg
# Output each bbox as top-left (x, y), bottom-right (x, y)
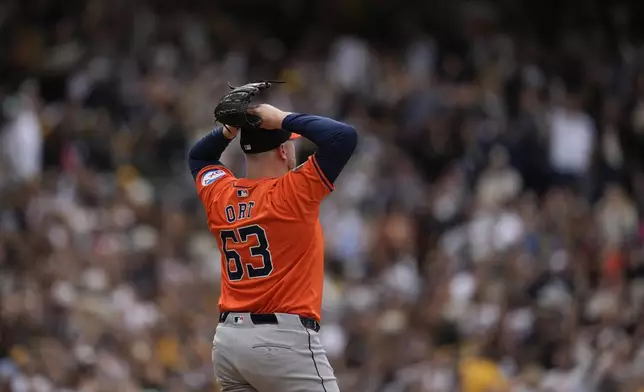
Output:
top-left (222, 125), bottom-right (240, 139)
top-left (247, 104), bottom-right (290, 130)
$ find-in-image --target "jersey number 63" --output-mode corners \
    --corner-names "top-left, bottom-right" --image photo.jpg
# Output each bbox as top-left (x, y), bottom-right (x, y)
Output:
top-left (219, 225), bottom-right (273, 281)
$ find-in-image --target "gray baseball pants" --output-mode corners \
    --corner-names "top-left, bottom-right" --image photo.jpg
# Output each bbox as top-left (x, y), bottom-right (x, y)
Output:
top-left (212, 312), bottom-right (340, 392)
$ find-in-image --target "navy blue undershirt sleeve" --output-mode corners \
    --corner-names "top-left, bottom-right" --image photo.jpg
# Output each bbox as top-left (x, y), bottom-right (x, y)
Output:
top-left (188, 127), bottom-right (232, 180)
top-left (282, 113), bottom-right (357, 184)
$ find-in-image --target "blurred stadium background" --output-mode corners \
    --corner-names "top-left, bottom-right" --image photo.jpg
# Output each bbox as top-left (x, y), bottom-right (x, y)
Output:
top-left (2, 0), bottom-right (644, 391)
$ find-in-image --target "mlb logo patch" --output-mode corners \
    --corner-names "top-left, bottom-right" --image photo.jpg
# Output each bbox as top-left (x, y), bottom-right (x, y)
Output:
top-left (237, 189), bottom-right (249, 198)
top-left (201, 169), bottom-right (226, 186)
top-left (233, 316), bottom-right (244, 324)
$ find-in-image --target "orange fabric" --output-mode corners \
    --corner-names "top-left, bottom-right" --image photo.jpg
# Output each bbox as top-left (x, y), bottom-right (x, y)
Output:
top-left (195, 155), bottom-right (332, 321)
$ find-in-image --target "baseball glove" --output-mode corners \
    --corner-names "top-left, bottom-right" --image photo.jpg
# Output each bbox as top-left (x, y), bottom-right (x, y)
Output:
top-left (214, 81), bottom-right (282, 128)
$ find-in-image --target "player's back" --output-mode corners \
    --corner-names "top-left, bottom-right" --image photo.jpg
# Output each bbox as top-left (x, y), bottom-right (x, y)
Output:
top-left (197, 160), bottom-right (329, 321)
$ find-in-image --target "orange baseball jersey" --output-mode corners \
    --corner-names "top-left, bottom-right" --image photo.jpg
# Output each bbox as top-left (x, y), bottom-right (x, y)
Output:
top-left (194, 155), bottom-right (332, 321)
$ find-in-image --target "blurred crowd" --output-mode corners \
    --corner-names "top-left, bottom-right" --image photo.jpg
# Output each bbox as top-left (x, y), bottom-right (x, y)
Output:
top-left (2, 0), bottom-right (644, 391)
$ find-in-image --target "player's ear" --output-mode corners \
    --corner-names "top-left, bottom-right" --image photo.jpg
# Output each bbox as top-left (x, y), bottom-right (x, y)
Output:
top-left (277, 143), bottom-right (288, 161)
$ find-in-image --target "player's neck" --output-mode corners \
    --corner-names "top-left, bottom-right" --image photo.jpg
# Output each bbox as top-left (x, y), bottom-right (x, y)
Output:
top-left (245, 162), bottom-right (288, 180)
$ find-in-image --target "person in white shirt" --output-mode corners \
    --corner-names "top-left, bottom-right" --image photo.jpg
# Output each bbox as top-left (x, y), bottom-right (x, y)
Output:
top-left (0, 84), bottom-right (43, 185)
top-left (547, 92), bottom-right (595, 188)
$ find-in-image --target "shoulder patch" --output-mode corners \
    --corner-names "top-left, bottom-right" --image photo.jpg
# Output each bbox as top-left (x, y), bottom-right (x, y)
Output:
top-left (201, 169), bottom-right (226, 186)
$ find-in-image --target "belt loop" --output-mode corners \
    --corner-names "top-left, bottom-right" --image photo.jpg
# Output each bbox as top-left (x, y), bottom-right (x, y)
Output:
top-left (299, 316), bottom-right (321, 332)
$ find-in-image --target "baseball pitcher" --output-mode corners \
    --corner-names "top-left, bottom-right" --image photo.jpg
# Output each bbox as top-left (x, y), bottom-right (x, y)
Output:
top-left (188, 82), bottom-right (357, 392)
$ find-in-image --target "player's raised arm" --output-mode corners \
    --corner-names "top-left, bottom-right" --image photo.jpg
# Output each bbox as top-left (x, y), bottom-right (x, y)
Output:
top-left (187, 126), bottom-right (238, 180)
top-left (246, 104), bottom-right (358, 219)
top-left (247, 104), bottom-right (358, 185)
top-left (281, 113), bottom-right (358, 184)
